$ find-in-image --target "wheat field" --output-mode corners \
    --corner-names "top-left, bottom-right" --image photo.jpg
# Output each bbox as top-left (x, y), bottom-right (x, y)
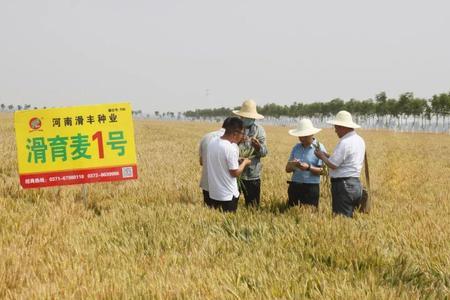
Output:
top-left (0, 112), bottom-right (449, 299)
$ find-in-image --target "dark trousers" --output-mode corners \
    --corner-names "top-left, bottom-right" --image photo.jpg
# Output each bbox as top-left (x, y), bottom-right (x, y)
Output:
top-left (331, 177), bottom-right (362, 218)
top-left (202, 189), bottom-right (211, 206)
top-left (207, 196), bottom-right (239, 212)
top-left (287, 182), bottom-right (320, 208)
top-left (242, 179), bottom-right (261, 207)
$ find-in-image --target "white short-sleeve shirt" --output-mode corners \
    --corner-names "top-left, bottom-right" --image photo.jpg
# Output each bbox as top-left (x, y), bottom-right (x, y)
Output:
top-left (206, 138), bottom-right (240, 201)
top-left (328, 131), bottom-right (366, 178)
top-left (199, 128), bottom-right (225, 191)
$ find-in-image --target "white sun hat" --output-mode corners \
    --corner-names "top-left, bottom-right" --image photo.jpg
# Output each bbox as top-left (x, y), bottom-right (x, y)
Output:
top-left (288, 119), bottom-right (322, 137)
top-left (326, 110), bottom-right (361, 128)
top-left (232, 99), bottom-right (264, 120)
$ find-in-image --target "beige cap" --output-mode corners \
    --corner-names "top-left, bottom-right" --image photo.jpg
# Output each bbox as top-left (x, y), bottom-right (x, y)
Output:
top-left (326, 110), bottom-right (361, 128)
top-left (288, 119), bottom-right (322, 137)
top-left (232, 99), bottom-right (264, 120)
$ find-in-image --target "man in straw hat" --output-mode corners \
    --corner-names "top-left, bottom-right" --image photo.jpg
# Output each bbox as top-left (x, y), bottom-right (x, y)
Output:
top-left (286, 119), bottom-right (326, 208)
top-left (314, 110), bottom-right (366, 218)
top-left (232, 99), bottom-right (268, 207)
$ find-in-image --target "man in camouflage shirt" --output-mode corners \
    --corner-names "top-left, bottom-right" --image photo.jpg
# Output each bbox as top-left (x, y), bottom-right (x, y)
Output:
top-left (233, 99), bottom-right (268, 207)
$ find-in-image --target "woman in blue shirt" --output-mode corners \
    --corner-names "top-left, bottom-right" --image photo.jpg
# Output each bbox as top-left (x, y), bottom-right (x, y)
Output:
top-left (285, 119), bottom-right (326, 208)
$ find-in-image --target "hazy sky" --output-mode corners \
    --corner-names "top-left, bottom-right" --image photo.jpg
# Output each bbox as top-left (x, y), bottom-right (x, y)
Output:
top-left (1, 0), bottom-right (449, 114)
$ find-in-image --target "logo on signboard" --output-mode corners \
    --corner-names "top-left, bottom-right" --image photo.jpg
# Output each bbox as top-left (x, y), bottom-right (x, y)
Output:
top-left (29, 118), bottom-right (42, 131)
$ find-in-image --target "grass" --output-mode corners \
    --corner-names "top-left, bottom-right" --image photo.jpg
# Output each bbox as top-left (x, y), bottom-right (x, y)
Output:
top-left (0, 113), bottom-right (449, 299)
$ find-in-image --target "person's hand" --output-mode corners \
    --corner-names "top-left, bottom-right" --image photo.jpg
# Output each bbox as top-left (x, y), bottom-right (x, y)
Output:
top-left (251, 137), bottom-right (261, 151)
top-left (242, 158), bottom-right (251, 166)
top-left (298, 162), bottom-right (310, 171)
top-left (239, 135), bottom-right (249, 145)
top-left (314, 149), bottom-right (326, 160)
top-left (288, 159), bottom-right (303, 170)
top-left (292, 159), bottom-right (302, 168)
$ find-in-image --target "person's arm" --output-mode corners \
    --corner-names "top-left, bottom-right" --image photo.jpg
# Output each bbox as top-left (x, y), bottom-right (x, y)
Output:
top-left (286, 160), bottom-right (300, 173)
top-left (229, 158), bottom-right (251, 177)
top-left (252, 126), bottom-right (268, 157)
top-left (309, 164), bottom-right (323, 175)
top-left (322, 157), bottom-right (338, 170)
top-left (226, 144), bottom-right (250, 177)
top-left (285, 147), bottom-right (296, 173)
top-left (285, 161), bottom-right (295, 173)
top-left (199, 137), bottom-right (205, 166)
top-left (314, 150), bottom-right (338, 170)
top-left (315, 142), bottom-right (344, 170)
top-left (310, 143), bottom-right (326, 175)
top-left (292, 161), bottom-right (320, 173)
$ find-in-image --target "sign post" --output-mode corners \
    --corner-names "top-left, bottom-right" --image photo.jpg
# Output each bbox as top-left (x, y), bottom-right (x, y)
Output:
top-left (14, 103), bottom-right (138, 191)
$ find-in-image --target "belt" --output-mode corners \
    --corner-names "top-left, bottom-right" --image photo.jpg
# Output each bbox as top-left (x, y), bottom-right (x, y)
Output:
top-left (330, 177), bottom-right (358, 183)
top-left (287, 181), bottom-right (319, 185)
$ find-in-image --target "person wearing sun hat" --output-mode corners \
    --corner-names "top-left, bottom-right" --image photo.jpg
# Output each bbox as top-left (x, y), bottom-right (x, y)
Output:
top-left (232, 99), bottom-right (268, 207)
top-left (285, 119), bottom-right (326, 208)
top-left (314, 110), bottom-right (366, 218)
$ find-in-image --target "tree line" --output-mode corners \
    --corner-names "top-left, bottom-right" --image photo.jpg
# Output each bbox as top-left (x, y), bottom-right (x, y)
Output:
top-left (183, 91), bottom-right (450, 127)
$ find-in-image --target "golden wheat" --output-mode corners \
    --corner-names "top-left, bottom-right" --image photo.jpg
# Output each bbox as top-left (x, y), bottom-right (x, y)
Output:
top-left (0, 113), bottom-right (449, 299)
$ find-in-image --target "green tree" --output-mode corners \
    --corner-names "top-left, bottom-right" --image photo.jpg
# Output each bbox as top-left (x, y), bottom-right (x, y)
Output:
top-left (327, 98), bottom-right (345, 116)
top-left (398, 92), bottom-right (414, 125)
top-left (409, 98), bottom-right (427, 127)
top-left (386, 98), bottom-right (400, 127)
top-left (375, 92), bottom-right (388, 124)
top-left (430, 93), bottom-right (448, 126)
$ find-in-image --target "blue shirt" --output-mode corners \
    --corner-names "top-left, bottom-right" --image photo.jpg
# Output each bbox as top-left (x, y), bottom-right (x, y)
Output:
top-left (288, 140), bottom-right (326, 184)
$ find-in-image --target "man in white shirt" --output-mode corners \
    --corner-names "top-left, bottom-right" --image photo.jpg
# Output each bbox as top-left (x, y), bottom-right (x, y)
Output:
top-left (314, 111), bottom-right (366, 217)
top-left (199, 118), bottom-right (230, 206)
top-left (206, 117), bottom-right (251, 212)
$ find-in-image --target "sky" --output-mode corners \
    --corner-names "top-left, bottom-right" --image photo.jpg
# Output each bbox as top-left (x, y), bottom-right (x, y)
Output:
top-left (1, 0), bottom-right (449, 114)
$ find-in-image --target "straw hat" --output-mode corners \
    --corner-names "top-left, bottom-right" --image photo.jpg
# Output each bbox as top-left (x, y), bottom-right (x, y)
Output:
top-left (288, 119), bottom-right (322, 137)
top-left (232, 99), bottom-right (264, 120)
top-left (326, 110), bottom-right (361, 128)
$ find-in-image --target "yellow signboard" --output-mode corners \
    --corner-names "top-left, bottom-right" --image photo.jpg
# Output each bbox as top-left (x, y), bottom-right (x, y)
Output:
top-left (15, 103), bottom-right (138, 188)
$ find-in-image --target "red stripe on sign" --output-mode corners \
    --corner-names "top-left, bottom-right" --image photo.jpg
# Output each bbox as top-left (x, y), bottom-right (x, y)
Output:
top-left (19, 165), bottom-right (138, 189)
